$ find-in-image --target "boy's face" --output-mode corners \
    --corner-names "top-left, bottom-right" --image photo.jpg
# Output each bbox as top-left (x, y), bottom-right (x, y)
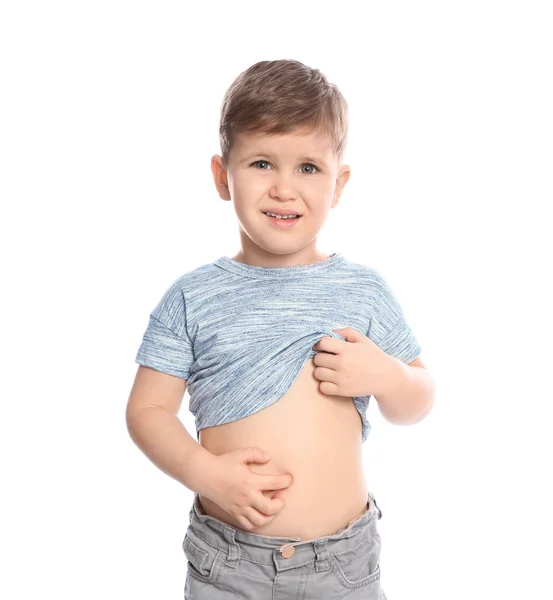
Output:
top-left (211, 127), bottom-right (351, 264)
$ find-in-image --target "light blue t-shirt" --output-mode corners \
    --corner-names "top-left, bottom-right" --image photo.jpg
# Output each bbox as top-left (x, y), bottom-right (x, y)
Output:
top-left (135, 252), bottom-right (421, 443)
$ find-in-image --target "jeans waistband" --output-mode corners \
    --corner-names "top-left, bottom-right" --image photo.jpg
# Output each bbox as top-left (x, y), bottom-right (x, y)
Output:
top-left (186, 490), bottom-right (382, 573)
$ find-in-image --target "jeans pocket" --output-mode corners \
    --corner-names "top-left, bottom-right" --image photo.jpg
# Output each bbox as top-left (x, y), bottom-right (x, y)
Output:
top-left (182, 529), bottom-right (222, 584)
top-left (330, 534), bottom-right (382, 589)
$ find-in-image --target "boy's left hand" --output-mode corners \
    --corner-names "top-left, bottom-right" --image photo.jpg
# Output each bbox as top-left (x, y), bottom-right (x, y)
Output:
top-left (311, 327), bottom-right (390, 398)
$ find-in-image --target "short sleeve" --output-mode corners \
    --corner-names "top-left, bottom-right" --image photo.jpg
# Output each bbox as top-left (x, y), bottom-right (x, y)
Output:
top-left (368, 269), bottom-right (422, 364)
top-left (135, 278), bottom-right (194, 379)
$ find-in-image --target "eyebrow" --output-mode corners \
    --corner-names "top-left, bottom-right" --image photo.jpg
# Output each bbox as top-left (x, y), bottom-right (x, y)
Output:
top-left (241, 152), bottom-right (327, 166)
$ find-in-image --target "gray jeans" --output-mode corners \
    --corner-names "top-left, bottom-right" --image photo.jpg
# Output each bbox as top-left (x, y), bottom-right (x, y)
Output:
top-left (183, 490), bottom-right (388, 599)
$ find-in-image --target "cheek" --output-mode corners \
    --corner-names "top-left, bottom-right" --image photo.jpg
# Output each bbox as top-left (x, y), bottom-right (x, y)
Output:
top-left (301, 178), bottom-right (334, 198)
top-left (234, 175), bottom-right (266, 198)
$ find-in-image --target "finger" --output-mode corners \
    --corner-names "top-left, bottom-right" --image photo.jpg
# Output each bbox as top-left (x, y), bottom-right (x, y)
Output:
top-left (314, 366), bottom-right (338, 383)
top-left (260, 492), bottom-right (286, 516)
top-left (319, 380), bottom-right (340, 396)
top-left (258, 474), bottom-right (293, 491)
top-left (312, 336), bottom-right (340, 354)
top-left (243, 504), bottom-right (271, 527)
top-left (312, 351), bottom-right (337, 368)
top-left (237, 513), bottom-right (258, 531)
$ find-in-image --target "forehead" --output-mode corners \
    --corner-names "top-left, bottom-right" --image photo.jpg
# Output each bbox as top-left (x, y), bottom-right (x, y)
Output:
top-left (233, 128), bottom-right (335, 161)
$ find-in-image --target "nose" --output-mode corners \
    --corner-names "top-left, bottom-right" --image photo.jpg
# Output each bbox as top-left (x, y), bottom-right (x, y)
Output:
top-left (269, 173), bottom-right (297, 201)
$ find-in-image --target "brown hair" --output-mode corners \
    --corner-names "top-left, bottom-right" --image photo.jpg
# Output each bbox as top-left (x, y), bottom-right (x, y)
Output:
top-left (218, 59), bottom-right (348, 169)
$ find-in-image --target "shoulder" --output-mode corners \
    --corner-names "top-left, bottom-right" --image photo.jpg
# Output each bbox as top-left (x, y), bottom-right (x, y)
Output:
top-left (338, 257), bottom-right (388, 292)
top-left (161, 261), bottom-right (220, 294)
top-left (150, 262), bottom-right (217, 320)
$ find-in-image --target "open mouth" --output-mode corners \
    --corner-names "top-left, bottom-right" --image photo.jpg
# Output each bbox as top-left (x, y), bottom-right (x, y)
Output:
top-left (262, 211), bottom-right (302, 228)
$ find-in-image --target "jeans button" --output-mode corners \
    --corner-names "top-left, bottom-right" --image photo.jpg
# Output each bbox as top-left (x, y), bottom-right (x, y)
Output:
top-left (281, 546), bottom-right (296, 558)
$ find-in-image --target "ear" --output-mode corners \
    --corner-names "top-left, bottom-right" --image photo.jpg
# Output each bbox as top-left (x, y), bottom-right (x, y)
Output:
top-left (332, 165), bottom-right (351, 207)
top-left (211, 155), bottom-right (231, 201)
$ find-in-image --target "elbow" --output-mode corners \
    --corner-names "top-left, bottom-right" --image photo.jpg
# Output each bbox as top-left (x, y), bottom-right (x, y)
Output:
top-left (125, 405), bottom-right (145, 439)
top-left (383, 392), bottom-right (435, 426)
top-left (408, 391), bottom-right (436, 425)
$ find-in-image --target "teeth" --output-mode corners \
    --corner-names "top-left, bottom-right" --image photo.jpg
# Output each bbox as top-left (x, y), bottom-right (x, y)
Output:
top-left (265, 212), bottom-right (299, 219)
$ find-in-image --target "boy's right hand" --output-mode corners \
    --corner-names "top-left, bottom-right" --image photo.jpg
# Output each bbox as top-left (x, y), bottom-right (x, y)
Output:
top-left (202, 447), bottom-right (294, 531)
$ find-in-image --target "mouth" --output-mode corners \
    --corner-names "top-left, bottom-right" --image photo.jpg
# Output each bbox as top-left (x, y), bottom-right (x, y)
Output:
top-left (262, 211), bottom-right (303, 229)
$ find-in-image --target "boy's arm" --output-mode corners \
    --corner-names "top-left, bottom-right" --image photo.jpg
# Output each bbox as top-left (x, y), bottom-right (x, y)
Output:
top-left (374, 354), bottom-right (436, 425)
top-left (126, 365), bottom-right (216, 494)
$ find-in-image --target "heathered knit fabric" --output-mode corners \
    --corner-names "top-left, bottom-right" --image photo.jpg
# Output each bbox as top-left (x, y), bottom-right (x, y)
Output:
top-left (135, 252), bottom-right (421, 443)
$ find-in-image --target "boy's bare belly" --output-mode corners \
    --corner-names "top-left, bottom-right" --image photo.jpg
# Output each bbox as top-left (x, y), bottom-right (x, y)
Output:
top-left (198, 357), bottom-right (369, 541)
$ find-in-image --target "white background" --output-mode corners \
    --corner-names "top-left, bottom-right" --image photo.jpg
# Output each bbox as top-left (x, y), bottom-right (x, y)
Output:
top-left (1, 1), bottom-right (551, 598)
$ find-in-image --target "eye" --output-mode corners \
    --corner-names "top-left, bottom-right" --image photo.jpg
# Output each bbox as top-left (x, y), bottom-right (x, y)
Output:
top-left (251, 160), bottom-right (271, 170)
top-left (250, 160), bottom-right (320, 174)
top-left (300, 163), bottom-right (320, 174)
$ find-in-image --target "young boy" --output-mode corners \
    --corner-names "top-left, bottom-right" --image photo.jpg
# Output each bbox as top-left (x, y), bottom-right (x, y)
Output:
top-left (127, 58), bottom-right (435, 599)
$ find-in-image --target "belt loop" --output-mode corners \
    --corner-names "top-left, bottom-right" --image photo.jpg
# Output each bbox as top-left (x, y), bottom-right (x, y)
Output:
top-left (373, 495), bottom-right (383, 519)
top-left (314, 539), bottom-right (330, 572)
top-left (222, 525), bottom-right (240, 569)
top-left (368, 490), bottom-right (383, 520)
